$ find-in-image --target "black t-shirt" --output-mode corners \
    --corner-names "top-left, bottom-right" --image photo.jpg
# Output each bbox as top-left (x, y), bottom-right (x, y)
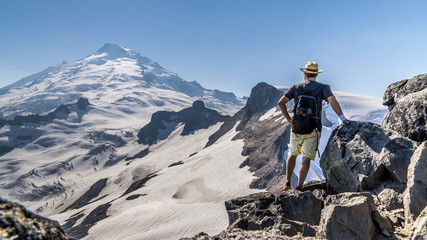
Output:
top-left (284, 80), bottom-right (334, 131)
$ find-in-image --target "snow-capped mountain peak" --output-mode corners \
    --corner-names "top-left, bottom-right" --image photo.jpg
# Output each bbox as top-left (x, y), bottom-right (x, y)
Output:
top-left (97, 43), bottom-right (129, 54)
top-left (94, 43), bottom-right (138, 60)
top-left (0, 44), bottom-right (245, 119)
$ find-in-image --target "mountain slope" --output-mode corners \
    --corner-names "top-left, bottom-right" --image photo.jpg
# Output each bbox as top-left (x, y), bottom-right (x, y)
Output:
top-left (0, 43), bottom-right (244, 119)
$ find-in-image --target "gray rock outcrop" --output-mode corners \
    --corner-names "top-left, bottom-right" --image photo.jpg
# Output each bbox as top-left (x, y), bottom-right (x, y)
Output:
top-left (181, 229), bottom-right (319, 240)
top-left (382, 74), bottom-right (427, 142)
top-left (0, 198), bottom-right (73, 239)
top-left (191, 189), bottom-right (384, 240)
top-left (382, 74), bottom-right (427, 108)
top-left (320, 120), bottom-right (417, 193)
top-left (403, 141), bottom-right (427, 227)
top-left (224, 191), bottom-right (319, 237)
top-left (320, 192), bottom-right (376, 240)
top-left (275, 190), bottom-right (322, 225)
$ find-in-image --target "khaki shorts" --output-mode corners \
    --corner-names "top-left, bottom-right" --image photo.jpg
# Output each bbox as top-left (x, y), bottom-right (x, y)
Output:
top-left (290, 130), bottom-right (321, 160)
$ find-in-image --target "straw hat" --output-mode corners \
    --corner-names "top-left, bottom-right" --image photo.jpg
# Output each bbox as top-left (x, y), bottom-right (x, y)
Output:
top-left (300, 61), bottom-right (324, 74)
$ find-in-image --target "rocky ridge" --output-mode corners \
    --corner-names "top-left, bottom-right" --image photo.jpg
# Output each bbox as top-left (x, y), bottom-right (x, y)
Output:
top-left (206, 82), bottom-right (297, 193)
top-left (0, 198), bottom-right (73, 239)
top-left (0, 98), bottom-right (90, 156)
top-left (137, 100), bottom-right (230, 145)
top-left (183, 75), bottom-right (427, 239)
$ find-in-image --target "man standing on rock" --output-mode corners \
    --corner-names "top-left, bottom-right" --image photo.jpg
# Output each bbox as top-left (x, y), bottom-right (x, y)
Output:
top-left (278, 61), bottom-right (347, 191)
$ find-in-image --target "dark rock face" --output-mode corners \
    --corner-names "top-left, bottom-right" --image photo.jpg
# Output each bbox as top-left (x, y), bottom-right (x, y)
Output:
top-left (234, 111), bottom-right (291, 191)
top-left (239, 82), bottom-right (285, 128)
top-left (225, 192), bottom-right (276, 227)
top-left (372, 210), bottom-right (393, 231)
top-left (168, 161), bottom-right (184, 167)
top-left (67, 202), bottom-right (112, 239)
top-left (137, 100), bottom-right (230, 145)
top-left (276, 190), bottom-right (323, 225)
top-left (125, 148), bottom-right (149, 161)
top-left (382, 74), bottom-right (427, 108)
top-left (76, 97), bottom-right (90, 110)
top-left (0, 198), bottom-right (73, 239)
top-left (122, 173), bottom-right (157, 196)
top-left (125, 194), bottom-right (146, 200)
top-left (207, 82), bottom-right (295, 193)
top-left (382, 74), bottom-right (427, 142)
top-left (0, 97), bottom-right (90, 128)
top-left (224, 191), bottom-right (318, 237)
top-left (320, 120), bottom-right (417, 193)
top-left (63, 178), bottom-right (108, 212)
top-left (206, 82), bottom-right (285, 147)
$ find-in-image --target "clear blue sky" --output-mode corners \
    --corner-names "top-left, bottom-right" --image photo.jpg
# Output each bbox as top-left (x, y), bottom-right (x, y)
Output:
top-left (1, 0), bottom-right (426, 98)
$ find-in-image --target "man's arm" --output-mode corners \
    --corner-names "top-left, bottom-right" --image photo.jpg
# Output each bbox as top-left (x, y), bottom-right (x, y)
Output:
top-left (327, 96), bottom-right (347, 122)
top-left (278, 95), bottom-right (293, 124)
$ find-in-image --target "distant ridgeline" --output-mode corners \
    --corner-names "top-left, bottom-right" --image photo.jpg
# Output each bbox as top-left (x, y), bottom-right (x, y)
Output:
top-left (0, 98), bottom-right (90, 128)
top-left (137, 100), bottom-right (230, 145)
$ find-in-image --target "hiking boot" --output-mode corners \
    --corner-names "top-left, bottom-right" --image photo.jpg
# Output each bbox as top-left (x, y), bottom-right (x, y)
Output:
top-left (295, 186), bottom-right (304, 192)
top-left (283, 181), bottom-right (291, 191)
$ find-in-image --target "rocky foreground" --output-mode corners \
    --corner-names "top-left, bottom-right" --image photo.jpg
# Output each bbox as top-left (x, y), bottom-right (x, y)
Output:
top-left (182, 74), bottom-right (427, 240)
top-left (0, 198), bottom-right (74, 239)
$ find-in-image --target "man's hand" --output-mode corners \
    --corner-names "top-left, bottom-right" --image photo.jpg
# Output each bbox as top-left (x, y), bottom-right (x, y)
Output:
top-left (328, 96), bottom-right (348, 123)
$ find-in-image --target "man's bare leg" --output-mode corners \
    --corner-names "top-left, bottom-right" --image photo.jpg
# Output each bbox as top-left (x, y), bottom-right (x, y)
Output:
top-left (298, 157), bottom-right (311, 189)
top-left (286, 155), bottom-right (297, 183)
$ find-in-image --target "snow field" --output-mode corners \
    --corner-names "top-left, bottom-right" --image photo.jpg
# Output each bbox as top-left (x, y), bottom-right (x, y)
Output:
top-left (46, 122), bottom-right (260, 240)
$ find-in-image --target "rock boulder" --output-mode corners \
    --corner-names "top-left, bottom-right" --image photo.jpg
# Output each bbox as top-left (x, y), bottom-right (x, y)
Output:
top-left (377, 188), bottom-right (404, 211)
top-left (225, 192), bottom-right (276, 228)
top-left (224, 191), bottom-right (317, 237)
top-left (382, 74), bottom-right (427, 142)
top-left (403, 141), bottom-right (427, 226)
top-left (276, 190), bottom-right (322, 225)
top-left (320, 120), bottom-right (417, 193)
top-left (320, 192), bottom-right (376, 240)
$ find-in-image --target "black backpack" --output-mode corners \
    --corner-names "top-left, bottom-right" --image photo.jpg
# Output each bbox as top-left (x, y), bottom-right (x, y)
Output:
top-left (292, 84), bottom-right (325, 134)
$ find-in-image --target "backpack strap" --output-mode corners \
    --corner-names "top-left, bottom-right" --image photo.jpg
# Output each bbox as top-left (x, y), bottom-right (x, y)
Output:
top-left (295, 83), bottom-right (325, 97)
top-left (312, 84), bottom-right (326, 98)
